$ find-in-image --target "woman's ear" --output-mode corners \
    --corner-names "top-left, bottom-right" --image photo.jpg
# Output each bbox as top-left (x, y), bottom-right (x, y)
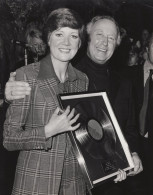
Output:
top-left (79, 40), bottom-right (81, 49)
top-left (47, 33), bottom-right (51, 45)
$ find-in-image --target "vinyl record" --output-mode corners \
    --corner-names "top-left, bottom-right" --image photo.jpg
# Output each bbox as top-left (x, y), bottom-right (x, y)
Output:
top-left (73, 100), bottom-right (116, 160)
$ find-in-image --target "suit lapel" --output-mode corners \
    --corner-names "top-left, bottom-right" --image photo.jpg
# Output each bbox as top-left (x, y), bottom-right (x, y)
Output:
top-left (37, 55), bottom-right (60, 107)
top-left (133, 65), bottom-right (144, 107)
top-left (37, 78), bottom-right (60, 107)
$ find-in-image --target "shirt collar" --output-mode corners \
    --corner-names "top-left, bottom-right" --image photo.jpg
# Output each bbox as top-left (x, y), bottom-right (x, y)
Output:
top-left (144, 59), bottom-right (153, 73)
top-left (37, 54), bottom-right (77, 82)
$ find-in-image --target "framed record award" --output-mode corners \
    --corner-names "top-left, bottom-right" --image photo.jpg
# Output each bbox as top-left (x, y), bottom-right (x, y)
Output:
top-left (58, 92), bottom-right (134, 189)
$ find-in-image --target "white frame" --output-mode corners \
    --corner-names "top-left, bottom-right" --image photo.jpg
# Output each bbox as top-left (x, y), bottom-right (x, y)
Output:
top-left (59, 92), bottom-right (134, 189)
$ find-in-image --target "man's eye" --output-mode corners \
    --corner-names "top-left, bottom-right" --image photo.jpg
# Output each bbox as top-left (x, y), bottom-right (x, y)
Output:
top-left (108, 37), bottom-right (115, 41)
top-left (97, 33), bottom-right (103, 36)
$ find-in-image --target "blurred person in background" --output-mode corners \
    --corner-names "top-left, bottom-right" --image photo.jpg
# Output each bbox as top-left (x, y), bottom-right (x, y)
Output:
top-left (121, 32), bottom-right (153, 195)
top-left (13, 20), bottom-right (48, 71)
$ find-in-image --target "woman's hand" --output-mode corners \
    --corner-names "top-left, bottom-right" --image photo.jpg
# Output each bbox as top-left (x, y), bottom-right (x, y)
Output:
top-left (45, 106), bottom-right (80, 138)
top-left (5, 72), bottom-right (31, 101)
top-left (114, 169), bottom-right (127, 183)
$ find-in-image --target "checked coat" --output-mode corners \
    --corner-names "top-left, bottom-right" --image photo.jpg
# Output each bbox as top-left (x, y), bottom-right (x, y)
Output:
top-left (3, 55), bottom-right (89, 195)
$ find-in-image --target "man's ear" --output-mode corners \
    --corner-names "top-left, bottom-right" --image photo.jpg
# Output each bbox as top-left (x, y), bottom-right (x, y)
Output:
top-left (116, 34), bottom-right (121, 46)
top-left (86, 22), bottom-right (92, 35)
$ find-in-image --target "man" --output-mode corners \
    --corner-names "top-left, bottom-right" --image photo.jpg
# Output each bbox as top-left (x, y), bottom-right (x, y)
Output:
top-left (121, 32), bottom-right (153, 195)
top-left (74, 15), bottom-right (143, 195)
top-left (5, 15), bottom-right (143, 194)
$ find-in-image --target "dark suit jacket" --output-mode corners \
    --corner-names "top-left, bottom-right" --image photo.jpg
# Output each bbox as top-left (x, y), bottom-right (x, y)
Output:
top-left (75, 55), bottom-right (139, 153)
top-left (120, 65), bottom-right (144, 115)
top-left (121, 64), bottom-right (153, 168)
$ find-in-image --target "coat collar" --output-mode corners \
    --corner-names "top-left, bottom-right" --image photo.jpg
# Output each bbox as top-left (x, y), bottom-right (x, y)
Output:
top-left (37, 54), bottom-right (77, 82)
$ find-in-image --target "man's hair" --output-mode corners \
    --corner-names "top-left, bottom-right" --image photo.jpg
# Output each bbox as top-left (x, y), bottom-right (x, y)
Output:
top-left (86, 15), bottom-right (121, 46)
top-left (43, 8), bottom-right (85, 44)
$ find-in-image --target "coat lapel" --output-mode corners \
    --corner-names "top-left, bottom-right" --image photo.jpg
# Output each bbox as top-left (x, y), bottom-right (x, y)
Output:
top-left (37, 55), bottom-right (60, 107)
top-left (131, 65), bottom-right (144, 108)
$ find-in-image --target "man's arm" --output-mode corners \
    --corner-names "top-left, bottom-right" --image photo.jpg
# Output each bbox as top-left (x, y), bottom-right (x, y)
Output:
top-left (5, 72), bottom-right (31, 101)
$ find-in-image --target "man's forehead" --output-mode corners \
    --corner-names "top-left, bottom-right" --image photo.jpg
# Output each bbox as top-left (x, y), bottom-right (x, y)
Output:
top-left (92, 19), bottom-right (117, 32)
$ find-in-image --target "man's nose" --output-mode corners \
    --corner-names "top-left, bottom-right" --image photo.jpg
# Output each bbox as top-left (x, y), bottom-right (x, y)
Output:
top-left (102, 35), bottom-right (108, 46)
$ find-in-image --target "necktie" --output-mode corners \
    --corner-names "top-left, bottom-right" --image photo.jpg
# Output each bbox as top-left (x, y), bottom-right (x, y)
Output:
top-left (139, 69), bottom-right (153, 136)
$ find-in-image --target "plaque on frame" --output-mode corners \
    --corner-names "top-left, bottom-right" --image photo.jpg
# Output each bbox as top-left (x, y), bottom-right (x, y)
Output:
top-left (58, 91), bottom-right (134, 189)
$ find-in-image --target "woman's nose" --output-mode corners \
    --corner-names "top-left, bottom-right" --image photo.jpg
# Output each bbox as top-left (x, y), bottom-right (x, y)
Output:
top-left (63, 37), bottom-right (70, 45)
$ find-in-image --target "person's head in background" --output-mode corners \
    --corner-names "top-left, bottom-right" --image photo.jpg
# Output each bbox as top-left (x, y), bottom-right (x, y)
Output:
top-left (127, 47), bottom-right (139, 66)
top-left (25, 21), bottom-right (48, 61)
top-left (146, 32), bottom-right (153, 66)
top-left (141, 29), bottom-right (149, 44)
top-left (43, 8), bottom-right (85, 64)
top-left (86, 15), bottom-right (121, 65)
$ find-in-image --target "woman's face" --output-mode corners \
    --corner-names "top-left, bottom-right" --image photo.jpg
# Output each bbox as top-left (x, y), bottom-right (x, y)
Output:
top-left (48, 27), bottom-right (81, 63)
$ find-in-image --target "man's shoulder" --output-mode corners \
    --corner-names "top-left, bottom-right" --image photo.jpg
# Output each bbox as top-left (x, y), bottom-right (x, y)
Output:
top-left (110, 69), bottom-right (134, 88)
top-left (73, 55), bottom-right (88, 73)
top-left (73, 66), bottom-right (88, 81)
top-left (119, 65), bottom-right (143, 81)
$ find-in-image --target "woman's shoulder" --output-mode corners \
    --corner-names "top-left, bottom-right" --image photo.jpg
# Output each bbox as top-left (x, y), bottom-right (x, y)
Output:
top-left (15, 62), bottom-right (40, 81)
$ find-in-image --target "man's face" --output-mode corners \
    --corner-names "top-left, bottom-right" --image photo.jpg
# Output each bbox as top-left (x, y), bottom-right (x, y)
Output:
top-left (87, 19), bottom-right (118, 64)
top-left (142, 30), bottom-right (149, 41)
top-left (148, 41), bottom-right (153, 65)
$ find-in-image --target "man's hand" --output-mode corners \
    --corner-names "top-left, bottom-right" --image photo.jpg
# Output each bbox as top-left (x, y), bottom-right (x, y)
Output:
top-left (5, 72), bottom-right (31, 101)
top-left (127, 152), bottom-right (143, 176)
top-left (114, 169), bottom-right (127, 183)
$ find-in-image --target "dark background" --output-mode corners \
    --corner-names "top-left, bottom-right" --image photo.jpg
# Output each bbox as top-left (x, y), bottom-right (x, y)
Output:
top-left (1, 0), bottom-right (153, 38)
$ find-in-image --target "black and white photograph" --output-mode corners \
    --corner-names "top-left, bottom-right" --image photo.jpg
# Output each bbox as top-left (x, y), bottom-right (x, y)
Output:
top-left (0, 0), bottom-right (153, 195)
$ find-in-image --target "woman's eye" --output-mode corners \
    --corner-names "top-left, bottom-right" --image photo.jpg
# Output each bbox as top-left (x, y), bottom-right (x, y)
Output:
top-left (71, 35), bottom-right (78, 39)
top-left (55, 33), bottom-right (62, 37)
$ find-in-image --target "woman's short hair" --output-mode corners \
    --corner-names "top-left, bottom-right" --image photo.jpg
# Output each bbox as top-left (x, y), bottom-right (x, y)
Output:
top-left (43, 8), bottom-right (85, 44)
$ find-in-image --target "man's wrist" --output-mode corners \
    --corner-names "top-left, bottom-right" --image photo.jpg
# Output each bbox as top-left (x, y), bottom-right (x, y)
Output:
top-left (131, 152), bottom-right (138, 157)
top-left (4, 95), bottom-right (11, 104)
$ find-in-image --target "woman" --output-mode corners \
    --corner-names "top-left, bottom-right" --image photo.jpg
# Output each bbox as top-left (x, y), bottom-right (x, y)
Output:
top-left (4, 8), bottom-right (126, 195)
